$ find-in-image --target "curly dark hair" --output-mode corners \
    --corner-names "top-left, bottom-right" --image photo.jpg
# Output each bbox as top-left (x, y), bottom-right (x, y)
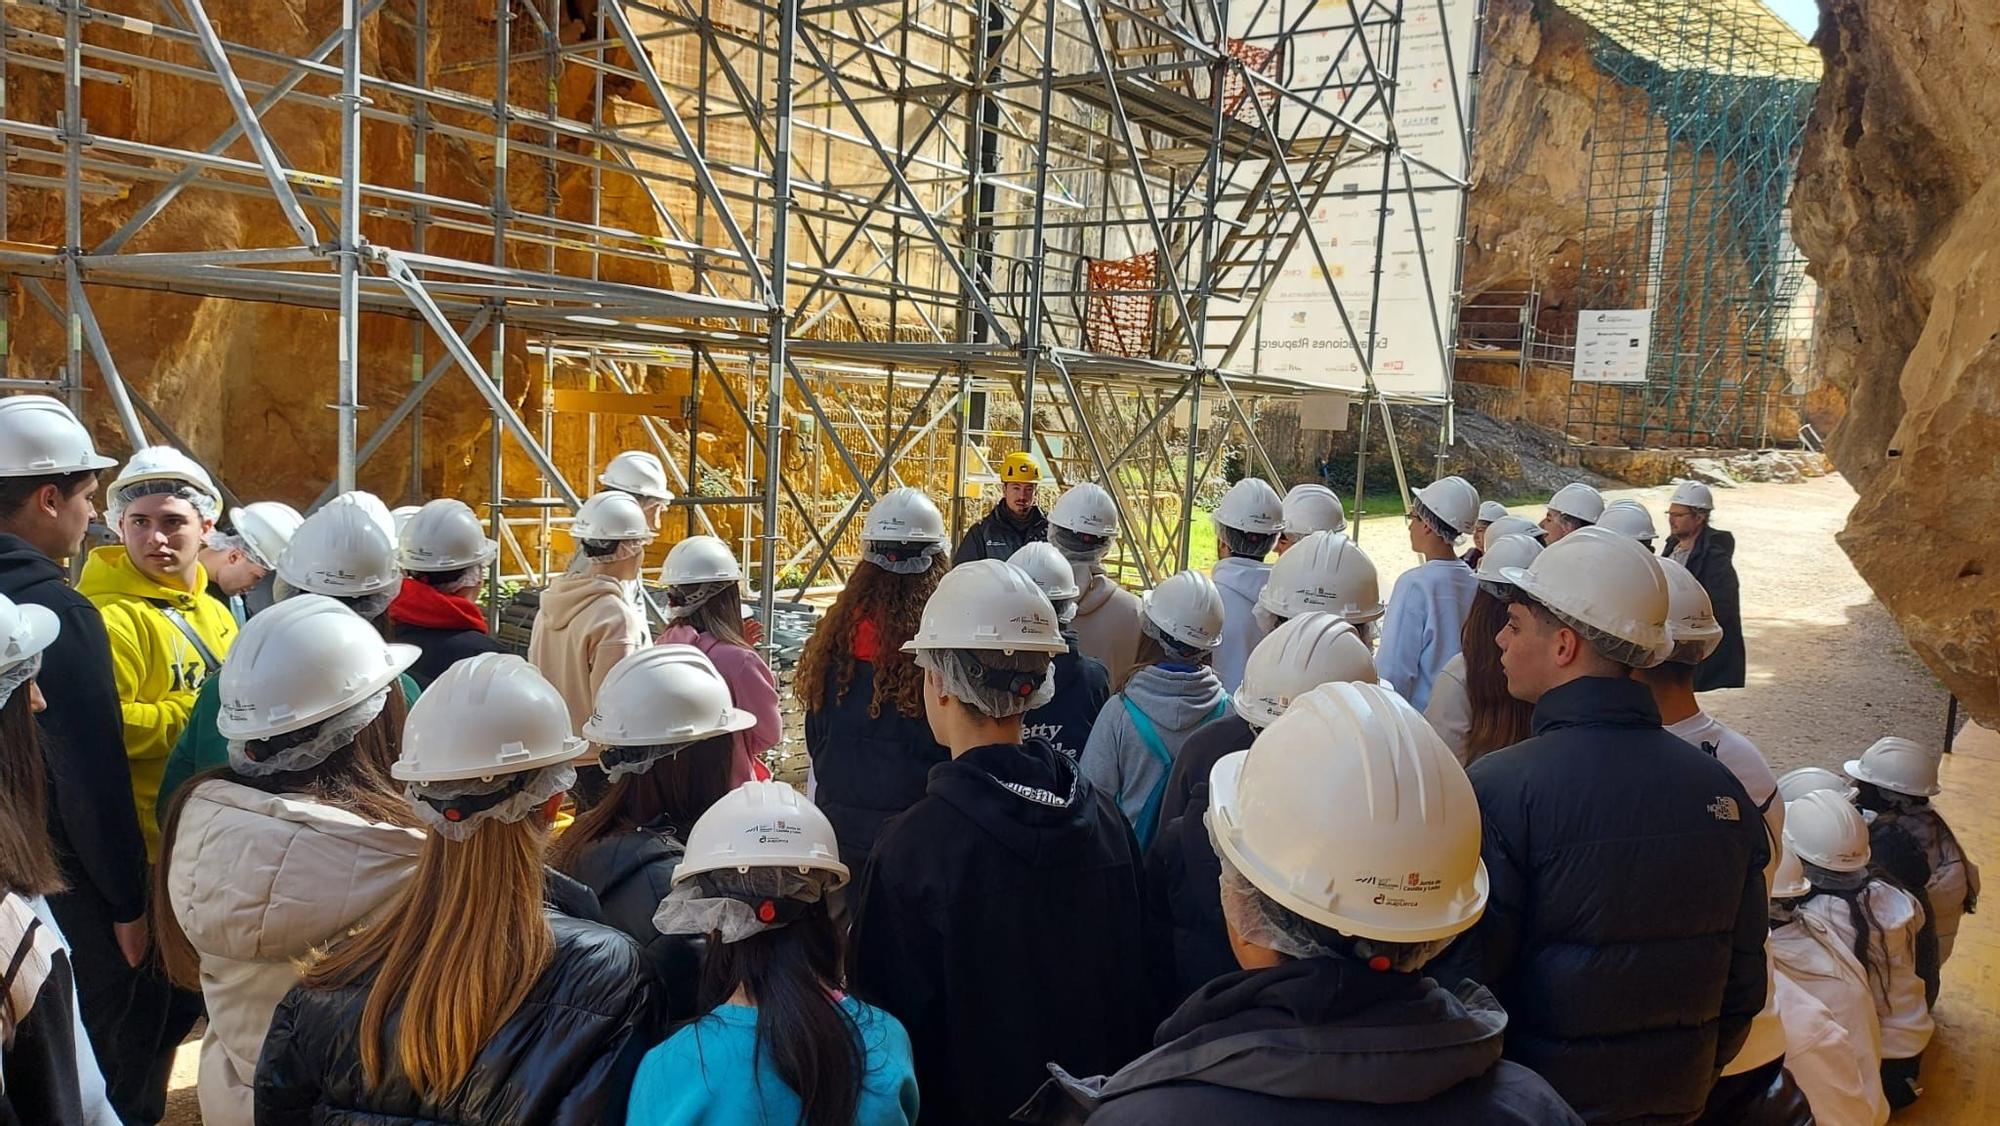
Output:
top-left (794, 556), bottom-right (946, 720)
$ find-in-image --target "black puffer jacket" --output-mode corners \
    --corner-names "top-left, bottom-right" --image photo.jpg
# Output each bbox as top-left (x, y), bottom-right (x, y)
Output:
top-left (565, 823), bottom-right (706, 1019)
top-left (394, 623), bottom-right (503, 689)
top-left (850, 740), bottom-right (1158, 1125)
top-left (1146, 712), bottom-right (1256, 1001)
top-left (253, 911), bottom-right (654, 1126)
top-left (806, 659), bottom-right (948, 871)
top-left (1427, 677), bottom-right (1769, 1125)
top-left (1022, 633), bottom-right (1111, 762)
top-left (954, 503), bottom-right (1049, 564)
top-left (1663, 528), bottom-right (1743, 690)
top-left (1016, 958), bottom-right (1584, 1126)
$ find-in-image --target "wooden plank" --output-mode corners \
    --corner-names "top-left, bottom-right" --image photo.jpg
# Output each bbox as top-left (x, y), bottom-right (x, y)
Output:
top-left (548, 388), bottom-right (682, 417)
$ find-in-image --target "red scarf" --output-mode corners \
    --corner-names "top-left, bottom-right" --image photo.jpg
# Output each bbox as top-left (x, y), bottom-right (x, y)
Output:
top-left (388, 579), bottom-right (489, 633)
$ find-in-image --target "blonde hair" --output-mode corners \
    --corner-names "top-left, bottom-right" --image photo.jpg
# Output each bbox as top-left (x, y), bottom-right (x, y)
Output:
top-left (300, 814), bottom-right (554, 1098)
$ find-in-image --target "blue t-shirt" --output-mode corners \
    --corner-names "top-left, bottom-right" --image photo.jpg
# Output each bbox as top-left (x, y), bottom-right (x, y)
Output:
top-left (628, 995), bottom-right (919, 1126)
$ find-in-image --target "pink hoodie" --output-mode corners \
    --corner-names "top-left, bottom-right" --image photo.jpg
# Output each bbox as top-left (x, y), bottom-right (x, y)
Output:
top-left (657, 624), bottom-right (780, 785)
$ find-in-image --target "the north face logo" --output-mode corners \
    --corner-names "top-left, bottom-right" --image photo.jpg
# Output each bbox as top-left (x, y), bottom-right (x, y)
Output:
top-left (1707, 796), bottom-right (1740, 822)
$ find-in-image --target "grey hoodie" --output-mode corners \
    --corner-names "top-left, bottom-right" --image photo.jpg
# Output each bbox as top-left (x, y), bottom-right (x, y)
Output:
top-left (1079, 663), bottom-right (1227, 845)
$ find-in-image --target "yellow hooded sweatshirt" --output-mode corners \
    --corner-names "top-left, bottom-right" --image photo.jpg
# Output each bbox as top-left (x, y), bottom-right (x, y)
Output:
top-left (78, 545), bottom-right (238, 859)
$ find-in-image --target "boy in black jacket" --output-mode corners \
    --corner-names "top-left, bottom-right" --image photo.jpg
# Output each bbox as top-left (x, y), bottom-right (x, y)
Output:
top-left (849, 560), bottom-right (1156, 1124)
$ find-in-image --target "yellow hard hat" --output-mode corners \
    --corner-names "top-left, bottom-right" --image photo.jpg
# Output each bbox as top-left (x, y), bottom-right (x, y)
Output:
top-left (1001, 451), bottom-right (1042, 483)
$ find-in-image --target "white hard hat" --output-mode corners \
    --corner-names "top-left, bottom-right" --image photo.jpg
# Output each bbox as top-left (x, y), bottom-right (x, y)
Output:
top-left (661, 535), bottom-right (743, 585)
top-left (1048, 482), bottom-right (1119, 538)
top-left (1777, 765), bottom-right (1858, 804)
top-left (1596, 500), bottom-right (1658, 543)
top-left (1214, 478), bottom-right (1285, 535)
top-left (1236, 612), bottom-right (1379, 729)
top-left (1496, 526), bottom-right (1670, 665)
top-left (398, 498), bottom-right (498, 572)
top-left (1484, 514), bottom-right (1544, 542)
top-left (1473, 533), bottom-right (1543, 582)
top-left (394, 652), bottom-right (586, 782)
top-left (1784, 790), bottom-right (1871, 872)
top-left (228, 502), bottom-right (304, 570)
top-left (1412, 476), bottom-right (1480, 540)
top-left (1008, 541), bottom-right (1080, 602)
top-left (391, 506), bottom-right (421, 538)
top-left (902, 558), bottom-right (1067, 654)
top-left (583, 644), bottom-right (757, 747)
top-left (0, 395), bottom-right (117, 477)
top-left (110, 446), bottom-right (221, 513)
top-left (862, 486), bottom-right (947, 545)
top-left (1144, 569), bottom-right (1227, 650)
top-left (1546, 482), bottom-right (1605, 524)
top-left (1771, 841), bottom-right (1812, 899)
top-left (1210, 681), bottom-right (1488, 942)
top-left (570, 490), bottom-right (655, 542)
top-left (216, 594), bottom-right (420, 741)
top-left (1281, 484), bottom-right (1346, 537)
top-left (1476, 501), bottom-right (1509, 525)
top-left (0, 592), bottom-right (59, 676)
top-left (599, 450), bottom-right (674, 502)
top-left (278, 491), bottom-right (402, 597)
top-left (1257, 531), bottom-right (1384, 624)
top-left (1657, 555), bottom-right (1723, 663)
top-left (674, 780), bottom-right (849, 888)
top-left (1671, 480), bottom-right (1714, 510)
top-left (1843, 736), bottom-right (1941, 797)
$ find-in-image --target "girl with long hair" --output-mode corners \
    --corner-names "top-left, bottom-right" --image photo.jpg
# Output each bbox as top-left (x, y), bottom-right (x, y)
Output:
top-left (153, 594), bottom-right (423, 1126)
top-left (656, 535), bottom-right (781, 785)
top-left (552, 645), bottom-right (750, 1016)
top-left (631, 782), bottom-right (916, 1126)
top-left (0, 592), bottom-right (118, 1124)
top-left (255, 653), bottom-right (654, 1124)
top-left (796, 487), bottom-right (949, 871)
top-left (1424, 533), bottom-right (1542, 766)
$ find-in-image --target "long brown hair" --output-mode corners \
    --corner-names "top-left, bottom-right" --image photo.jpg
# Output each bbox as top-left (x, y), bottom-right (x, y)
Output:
top-left (153, 692), bottom-right (418, 989)
top-left (548, 734), bottom-right (734, 873)
top-left (681, 587), bottom-right (750, 649)
top-left (300, 812), bottom-right (555, 1098)
top-left (0, 683), bottom-right (62, 898)
top-left (794, 557), bottom-right (944, 719)
top-left (1460, 590), bottom-right (1533, 762)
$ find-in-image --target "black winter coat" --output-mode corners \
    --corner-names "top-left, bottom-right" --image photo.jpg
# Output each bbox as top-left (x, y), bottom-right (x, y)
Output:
top-left (850, 740), bottom-right (1159, 1125)
top-left (1022, 633), bottom-right (1111, 761)
top-left (805, 659), bottom-right (948, 871)
top-left (1017, 958), bottom-right (1584, 1126)
top-left (1146, 712), bottom-right (1255, 1001)
top-left (394, 623), bottom-right (503, 688)
top-left (0, 536), bottom-right (145, 924)
top-left (253, 912), bottom-right (654, 1126)
top-left (1663, 528), bottom-right (1744, 690)
top-left (565, 823), bottom-right (706, 1019)
top-left (1427, 677), bottom-right (1770, 1125)
top-left (954, 503), bottom-right (1049, 564)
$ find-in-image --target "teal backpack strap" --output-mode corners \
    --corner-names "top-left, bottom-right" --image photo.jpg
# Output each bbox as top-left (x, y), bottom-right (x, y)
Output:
top-left (1121, 697), bottom-right (1174, 845)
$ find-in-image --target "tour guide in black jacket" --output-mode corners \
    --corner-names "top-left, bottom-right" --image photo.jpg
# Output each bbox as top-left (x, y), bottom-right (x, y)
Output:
top-left (1428, 676), bottom-right (1769, 1124)
top-left (953, 450), bottom-right (1049, 564)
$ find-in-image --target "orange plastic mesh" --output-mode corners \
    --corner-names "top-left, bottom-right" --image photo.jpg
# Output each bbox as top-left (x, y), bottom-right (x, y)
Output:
top-left (1222, 40), bottom-right (1285, 121)
top-left (1085, 252), bottom-right (1158, 358)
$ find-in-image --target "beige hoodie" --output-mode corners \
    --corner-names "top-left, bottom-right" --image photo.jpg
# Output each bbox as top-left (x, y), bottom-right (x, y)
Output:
top-left (167, 780), bottom-right (422, 1126)
top-left (1071, 566), bottom-right (1144, 688)
top-left (528, 571), bottom-right (650, 734)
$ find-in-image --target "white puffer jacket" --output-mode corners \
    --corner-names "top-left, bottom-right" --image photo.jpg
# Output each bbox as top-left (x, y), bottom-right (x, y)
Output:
top-left (167, 779), bottom-right (423, 1126)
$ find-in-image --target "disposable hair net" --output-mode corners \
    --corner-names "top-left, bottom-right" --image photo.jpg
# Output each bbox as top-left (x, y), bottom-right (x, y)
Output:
top-left (580, 537), bottom-right (649, 564)
top-left (598, 738), bottom-right (704, 782)
top-left (1252, 605), bottom-right (1285, 635)
top-left (1667, 639), bottom-right (1713, 666)
top-left (1050, 525), bottom-right (1112, 563)
top-left (406, 761), bottom-right (577, 842)
top-left (202, 529), bottom-right (250, 555)
top-left (1050, 597), bottom-right (1077, 625)
top-left (653, 866), bottom-right (842, 943)
top-left (112, 479), bottom-right (218, 524)
top-left (0, 653), bottom-right (42, 711)
top-left (227, 687), bottom-right (388, 778)
top-left (409, 563), bottom-right (484, 591)
top-left (1140, 613), bottom-right (1211, 664)
top-left (1213, 840), bottom-right (1451, 972)
top-left (1412, 500), bottom-right (1459, 543)
top-left (272, 574), bottom-right (402, 623)
top-left (1214, 521), bottom-right (1279, 560)
top-left (1530, 597), bottom-right (1662, 669)
top-left (861, 540), bottom-right (942, 575)
top-left (666, 580), bottom-right (737, 620)
top-left (913, 647), bottom-right (1054, 718)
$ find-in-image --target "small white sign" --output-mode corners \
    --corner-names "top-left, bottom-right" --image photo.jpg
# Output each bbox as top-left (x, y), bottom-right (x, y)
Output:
top-left (1573, 309), bottom-right (1653, 384)
top-left (1298, 393), bottom-right (1351, 431)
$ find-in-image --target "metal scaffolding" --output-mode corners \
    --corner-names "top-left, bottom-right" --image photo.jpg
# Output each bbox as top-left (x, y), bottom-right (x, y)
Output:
top-left (0, 0), bottom-right (1472, 621)
top-left (1562, 0), bottom-right (1819, 449)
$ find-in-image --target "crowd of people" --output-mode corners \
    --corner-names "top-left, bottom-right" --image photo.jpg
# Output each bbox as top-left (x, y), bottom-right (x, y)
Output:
top-left (0, 393), bottom-right (1979, 1126)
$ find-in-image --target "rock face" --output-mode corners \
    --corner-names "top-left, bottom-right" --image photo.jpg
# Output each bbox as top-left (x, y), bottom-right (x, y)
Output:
top-left (1791, 0), bottom-right (2000, 723)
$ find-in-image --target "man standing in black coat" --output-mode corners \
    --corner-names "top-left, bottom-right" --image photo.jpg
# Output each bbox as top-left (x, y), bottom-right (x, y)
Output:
top-left (1428, 527), bottom-right (1769, 1125)
top-left (1661, 481), bottom-right (1744, 691)
top-left (0, 397), bottom-right (149, 1100)
top-left (850, 561), bottom-right (1157, 1124)
top-left (954, 450), bottom-right (1049, 563)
